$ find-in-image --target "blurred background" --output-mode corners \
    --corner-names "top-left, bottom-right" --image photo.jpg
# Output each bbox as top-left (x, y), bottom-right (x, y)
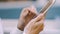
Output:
top-left (0, 0), bottom-right (60, 34)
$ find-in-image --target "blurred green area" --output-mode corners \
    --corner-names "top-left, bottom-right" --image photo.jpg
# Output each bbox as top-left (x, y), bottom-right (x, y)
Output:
top-left (0, 0), bottom-right (60, 19)
top-left (0, 7), bottom-right (60, 19)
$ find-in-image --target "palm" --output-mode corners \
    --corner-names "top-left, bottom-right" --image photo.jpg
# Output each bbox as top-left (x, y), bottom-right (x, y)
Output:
top-left (24, 14), bottom-right (44, 34)
top-left (17, 6), bottom-right (38, 31)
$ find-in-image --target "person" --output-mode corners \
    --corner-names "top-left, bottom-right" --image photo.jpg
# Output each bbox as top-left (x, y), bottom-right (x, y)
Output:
top-left (10, 6), bottom-right (45, 34)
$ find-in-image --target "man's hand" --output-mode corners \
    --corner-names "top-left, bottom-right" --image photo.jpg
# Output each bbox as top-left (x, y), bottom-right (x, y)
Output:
top-left (23, 13), bottom-right (45, 34)
top-left (17, 6), bottom-right (38, 31)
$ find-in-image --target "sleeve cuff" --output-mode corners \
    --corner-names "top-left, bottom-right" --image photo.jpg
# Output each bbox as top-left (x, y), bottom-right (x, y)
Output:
top-left (23, 32), bottom-right (26, 34)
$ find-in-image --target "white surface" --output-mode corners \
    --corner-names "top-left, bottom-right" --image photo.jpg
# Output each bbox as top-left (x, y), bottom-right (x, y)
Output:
top-left (0, 18), bottom-right (3, 34)
top-left (10, 28), bottom-right (23, 34)
top-left (0, 0), bottom-right (60, 9)
top-left (1, 18), bottom-right (60, 34)
top-left (0, 0), bottom-right (46, 9)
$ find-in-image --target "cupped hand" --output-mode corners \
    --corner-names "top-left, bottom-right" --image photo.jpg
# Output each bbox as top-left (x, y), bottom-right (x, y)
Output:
top-left (23, 13), bottom-right (45, 34)
top-left (17, 6), bottom-right (38, 31)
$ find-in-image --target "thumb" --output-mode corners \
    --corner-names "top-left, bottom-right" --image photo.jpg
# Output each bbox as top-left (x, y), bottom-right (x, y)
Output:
top-left (34, 13), bottom-right (44, 22)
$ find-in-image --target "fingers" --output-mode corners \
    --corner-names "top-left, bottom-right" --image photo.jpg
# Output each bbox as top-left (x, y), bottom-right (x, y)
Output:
top-left (34, 13), bottom-right (44, 22)
top-left (20, 8), bottom-right (29, 17)
top-left (23, 5), bottom-right (38, 15)
top-left (33, 13), bottom-right (45, 30)
top-left (27, 6), bottom-right (38, 14)
top-left (33, 17), bottom-right (44, 32)
top-left (20, 6), bottom-right (38, 18)
top-left (35, 16), bottom-right (44, 25)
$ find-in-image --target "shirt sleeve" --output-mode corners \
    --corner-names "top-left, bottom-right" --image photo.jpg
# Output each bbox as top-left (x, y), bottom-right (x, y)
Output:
top-left (10, 27), bottom-right (23, 34)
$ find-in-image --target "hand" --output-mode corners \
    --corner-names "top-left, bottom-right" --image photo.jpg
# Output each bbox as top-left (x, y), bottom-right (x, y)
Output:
top-left (23, 13), bottom-right (45, 34)
top-left (17, 6), bottom-right (38, 31)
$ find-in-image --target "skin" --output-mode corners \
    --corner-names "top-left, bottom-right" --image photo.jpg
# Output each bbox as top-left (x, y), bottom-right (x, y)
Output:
top-left (23, 13), bottom-right (45, 34)
top-left (17, 6), bottom-right (45, 34)
top-left (17, 6), bottom-right (38, 31)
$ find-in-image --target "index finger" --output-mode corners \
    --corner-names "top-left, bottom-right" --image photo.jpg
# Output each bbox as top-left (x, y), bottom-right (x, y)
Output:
top-left (34, 13), bottom-right (44, 22)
